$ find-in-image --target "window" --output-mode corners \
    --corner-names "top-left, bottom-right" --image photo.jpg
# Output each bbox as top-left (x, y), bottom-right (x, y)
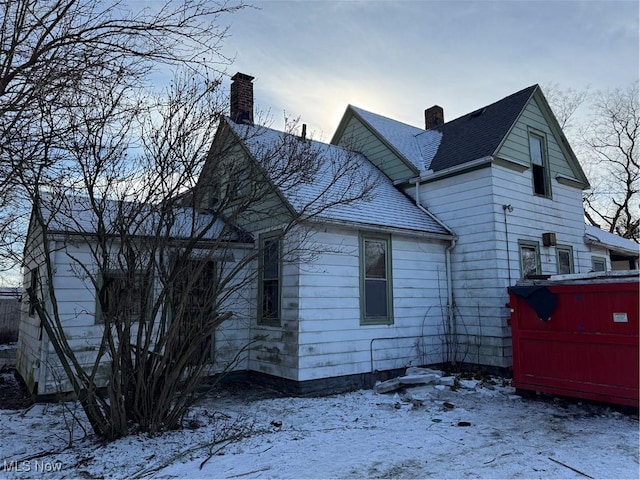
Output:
top-left (96, 270), bottom-right (147, 324)
top-left (529, 133), bottom-right (551, 197)
top-left (556, 246), bottom-right (574, 275)
top-left (172, 259), bottom-right (216, 363)
top-left (591, 256), bottom-right (607, 272)
top-left (28, 268), bottom-right (38, 317)
top-left (259, 235), bottom-right (281, 325)
top-left (360, 235), bottom-right (393, 324)
top-left (519, 241), bottom-right (541, 278)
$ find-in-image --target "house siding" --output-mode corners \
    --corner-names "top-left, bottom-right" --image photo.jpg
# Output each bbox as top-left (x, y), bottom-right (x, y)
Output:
top-left (334, 115), bottom-right (416, 182)
top-left (18, 235), bottom-right (253, 396)
top-left (248, 230), bottom-right (300, 381)
top-left (497, 97), bottom-right (578, 180)
top-left (413, 147), bottom-right (591, 368)
top-left (412, 167), bottom-right (509, 367)
top-left (295, 226), bottom-right (448, 381)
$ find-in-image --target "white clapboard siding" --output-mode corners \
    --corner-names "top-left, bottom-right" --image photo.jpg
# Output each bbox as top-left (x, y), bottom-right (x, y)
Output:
top-left (295, 226), bottom-right (448, 381)
top-left (20, 234), bottom-right (253, 395)
top-left (415, 145), bottom-right (590, 367)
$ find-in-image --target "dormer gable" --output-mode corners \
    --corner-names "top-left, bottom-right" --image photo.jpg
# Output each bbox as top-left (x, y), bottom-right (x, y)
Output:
top-left (495, 86), bottom-right (590, 191)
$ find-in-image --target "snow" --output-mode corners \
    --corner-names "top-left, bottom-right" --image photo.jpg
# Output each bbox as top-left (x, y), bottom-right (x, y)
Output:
top-left (351, 106), bottom-right (443, 173)
top-left (227, 120), bottom-right (449, 236)
top-left (584, 225), bottom-right (639, 256)
top-left (1, 376), bottom-right (638, 479)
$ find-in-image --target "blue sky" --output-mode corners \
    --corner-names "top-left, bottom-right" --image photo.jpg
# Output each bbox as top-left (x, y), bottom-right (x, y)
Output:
top-left (221, 0), bottom-right (639, 138)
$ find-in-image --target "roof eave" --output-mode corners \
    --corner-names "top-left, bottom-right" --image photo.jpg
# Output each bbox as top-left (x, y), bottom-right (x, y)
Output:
top-left (306, 217), bottom-right (453, 241)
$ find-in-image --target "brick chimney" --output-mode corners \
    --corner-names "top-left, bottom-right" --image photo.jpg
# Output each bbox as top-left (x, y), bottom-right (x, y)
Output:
top-left (230, 72), bottom-right (254, 124)
top-left (425, 105), bottom-right (444, 129)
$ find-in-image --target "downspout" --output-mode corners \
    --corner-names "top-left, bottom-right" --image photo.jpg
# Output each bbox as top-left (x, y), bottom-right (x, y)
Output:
top-left (503, 204), bottom-right (514, 286)
top-left (414, 181), bottom-right (457, 358)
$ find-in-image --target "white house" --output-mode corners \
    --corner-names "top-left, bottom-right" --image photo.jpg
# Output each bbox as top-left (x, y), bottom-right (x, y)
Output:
top-left (18, 73), bottom-right (638, 396)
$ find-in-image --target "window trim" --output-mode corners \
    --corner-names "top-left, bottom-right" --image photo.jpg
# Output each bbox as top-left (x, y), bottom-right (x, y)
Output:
top-left (359, 233), bottom-right (393, 325)
top-left (258, 232), bottom-right (282, 326)
top-left (528, 130), bottom-right (552, 198)
top-left (518, 240), bottom-right (541, 279)
top-left (591, 256), bottom-right (607, 272)
top-left (556, 245), bottom-right (574, 275)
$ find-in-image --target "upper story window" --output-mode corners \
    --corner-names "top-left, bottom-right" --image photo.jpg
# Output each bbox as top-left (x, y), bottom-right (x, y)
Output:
top-left (360, 234), bottom-right (393, 325)
top-left (529, 132), bottom-right (551, 198)
top-left (259, 234), bottom-right (281, 326)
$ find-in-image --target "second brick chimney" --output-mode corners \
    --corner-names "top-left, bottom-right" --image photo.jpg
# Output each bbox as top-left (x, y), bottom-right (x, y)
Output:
top-left (425, 105), bottom-right (444, 130)
top-left (230, 72), bottom-right (254, 124)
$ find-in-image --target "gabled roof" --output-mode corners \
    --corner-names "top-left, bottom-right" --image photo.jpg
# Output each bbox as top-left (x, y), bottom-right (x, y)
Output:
top-left (225, 119), bottom-right (451, 237)
top-left (347, 85), bottom-right (537, 174)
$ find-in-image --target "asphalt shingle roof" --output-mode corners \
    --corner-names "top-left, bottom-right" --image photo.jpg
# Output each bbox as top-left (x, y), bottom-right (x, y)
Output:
top-left (353, 85), bottom-right (538, 174)
top-left (227, 120), bottom-right (450, 236)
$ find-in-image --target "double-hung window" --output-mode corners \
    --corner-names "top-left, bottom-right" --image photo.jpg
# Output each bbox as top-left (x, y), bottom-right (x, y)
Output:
top-left (529, 132), bottom-right (551, 198)
top-left (556, 246), bottom-right (574, 275)
top-left (519, 240), bottom-right (541, 278)
top-left (360, 235), bottom-right (393, 325)
top-left (259, 235), bottom-right (281, 325)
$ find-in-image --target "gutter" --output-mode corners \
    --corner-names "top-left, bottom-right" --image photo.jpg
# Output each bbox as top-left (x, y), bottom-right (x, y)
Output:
top-left (413, 182), bottom-right (457, 356)
top-left (305, 217), bottom-right (454, 242)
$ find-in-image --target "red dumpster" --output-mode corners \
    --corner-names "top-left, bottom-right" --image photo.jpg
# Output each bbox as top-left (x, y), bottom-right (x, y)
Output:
top-left (509, 274), bottom-right (639, 407)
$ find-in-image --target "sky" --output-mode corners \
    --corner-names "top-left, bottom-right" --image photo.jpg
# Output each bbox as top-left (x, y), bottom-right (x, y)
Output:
top-left (218, 0), bottom-right (639, 139)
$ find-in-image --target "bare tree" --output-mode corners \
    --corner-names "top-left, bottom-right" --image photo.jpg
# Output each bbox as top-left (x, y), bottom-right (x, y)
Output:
top-left (545, 82), bottom-right (639, 241)
top-left (0, 0), bottom-right (245, 278)
top-left (21, 68), bottom-right (376, 439)
top-left (582, 82), bottom-right (639, 241)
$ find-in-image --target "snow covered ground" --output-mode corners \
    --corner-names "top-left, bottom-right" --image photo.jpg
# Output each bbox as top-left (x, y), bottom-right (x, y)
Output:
top-left (1, 373), bottom-right (638, 479)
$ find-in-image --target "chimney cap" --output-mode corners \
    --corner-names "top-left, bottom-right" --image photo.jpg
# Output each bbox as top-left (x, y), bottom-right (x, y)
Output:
top-left (231, 72), bottom-right (255, 82)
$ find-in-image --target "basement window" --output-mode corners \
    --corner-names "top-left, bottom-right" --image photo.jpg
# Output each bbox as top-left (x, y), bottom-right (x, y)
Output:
top-left (529, 132), bottom-right (551, 198)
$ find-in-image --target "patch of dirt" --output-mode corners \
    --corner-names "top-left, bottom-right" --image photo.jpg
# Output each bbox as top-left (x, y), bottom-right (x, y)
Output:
top-left (0, 366), bottom-right (33, 410)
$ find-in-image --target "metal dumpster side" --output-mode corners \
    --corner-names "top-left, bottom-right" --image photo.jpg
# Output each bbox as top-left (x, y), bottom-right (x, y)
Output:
top-left (509, 277), bottom-right (639, 407)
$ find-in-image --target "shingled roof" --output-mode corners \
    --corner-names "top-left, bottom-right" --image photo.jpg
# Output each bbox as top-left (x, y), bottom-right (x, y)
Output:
top-left (349, 84), bottom-right (538, 174)
top-left (225, 119), bottom-right (451, 237)
top-left (428, 84), bottom-right (537, 172)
